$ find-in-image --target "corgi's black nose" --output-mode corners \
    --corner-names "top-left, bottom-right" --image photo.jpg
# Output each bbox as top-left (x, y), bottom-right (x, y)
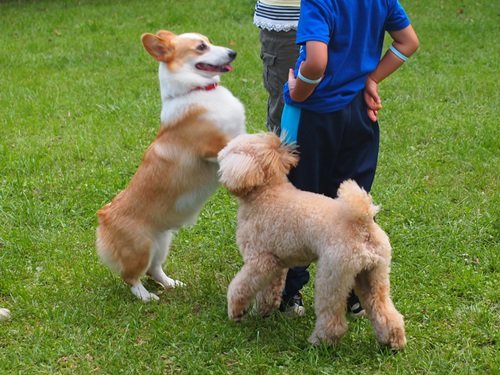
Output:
top-left (228, 49), bottom-right (237, 60)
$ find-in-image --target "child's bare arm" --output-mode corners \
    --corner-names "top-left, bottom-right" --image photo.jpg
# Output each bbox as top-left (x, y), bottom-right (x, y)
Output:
top-left (369, 25), bottom-right (419, 84)
top-left (365, 25), bottom-right (419, 121)
top-left (288, 41), bottom-right (327, 102)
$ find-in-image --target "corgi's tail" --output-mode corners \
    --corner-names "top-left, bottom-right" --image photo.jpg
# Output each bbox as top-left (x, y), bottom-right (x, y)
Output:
top-left (336, 180), bottom-right (380, 222)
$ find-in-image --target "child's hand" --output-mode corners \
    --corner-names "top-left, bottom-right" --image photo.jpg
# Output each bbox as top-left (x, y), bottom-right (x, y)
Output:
top-left (288, 62), bottom-right (318, 102)
top-left (364, 76), bottom-right (382, 122)
top-left (288, 68), bottom-right (298, 100)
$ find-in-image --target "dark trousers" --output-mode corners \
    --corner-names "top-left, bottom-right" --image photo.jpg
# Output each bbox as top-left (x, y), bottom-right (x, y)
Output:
top-left (281, 92), bottom-right (380, 301)
top-left (259, 29), bottom-right (299, 132)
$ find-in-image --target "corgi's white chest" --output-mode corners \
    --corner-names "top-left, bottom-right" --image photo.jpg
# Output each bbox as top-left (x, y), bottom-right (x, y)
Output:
top-left (160, 87), bottom-right (245, 137)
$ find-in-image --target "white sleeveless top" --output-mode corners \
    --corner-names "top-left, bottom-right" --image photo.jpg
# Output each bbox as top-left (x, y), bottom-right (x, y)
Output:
top-left (253, 0), bottom-right (300, 32)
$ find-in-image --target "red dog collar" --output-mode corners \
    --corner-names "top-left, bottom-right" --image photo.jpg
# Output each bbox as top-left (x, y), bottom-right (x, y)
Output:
top-left (192, 83), bottom-right (218, 92)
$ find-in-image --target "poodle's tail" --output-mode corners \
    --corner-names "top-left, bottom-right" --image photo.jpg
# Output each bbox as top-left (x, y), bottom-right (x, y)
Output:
top-left (336, 180), bottom-right (380, 223)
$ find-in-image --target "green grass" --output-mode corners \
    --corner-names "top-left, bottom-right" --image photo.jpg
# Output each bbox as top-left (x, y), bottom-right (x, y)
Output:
top-left (0, 0), bottom-right (498, 373)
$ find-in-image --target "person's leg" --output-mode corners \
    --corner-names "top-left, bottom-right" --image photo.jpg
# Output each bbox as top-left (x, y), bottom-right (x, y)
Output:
top-left (281, 266), bottom-right (310, 303)
top-left (280, 108), bottom-right (344, 314)
top-left (329, 92), bottom-right (380, 316)
top-left (260, 29), bottom-right (299, 132)
top-left (328, 92), bottom-right (380, 194)
top-left (347, 290), bottom-right (365, 317)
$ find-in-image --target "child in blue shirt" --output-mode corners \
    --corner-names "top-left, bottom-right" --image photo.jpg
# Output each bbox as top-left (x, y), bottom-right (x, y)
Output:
top-left (280, 0), bottom-right (419, 316)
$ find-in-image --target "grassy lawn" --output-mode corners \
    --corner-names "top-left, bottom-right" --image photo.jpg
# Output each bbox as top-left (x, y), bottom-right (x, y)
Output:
top-left (0, 0), bottom-right (498, 373)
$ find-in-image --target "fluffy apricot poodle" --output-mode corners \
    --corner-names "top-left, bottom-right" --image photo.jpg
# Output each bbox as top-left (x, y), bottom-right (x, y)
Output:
top-left (217, 132), bottom-right (406, 349)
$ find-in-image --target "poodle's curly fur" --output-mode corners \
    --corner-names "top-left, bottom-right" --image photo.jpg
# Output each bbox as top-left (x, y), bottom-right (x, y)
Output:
top-left (218, 132), bottom-right (406, 349)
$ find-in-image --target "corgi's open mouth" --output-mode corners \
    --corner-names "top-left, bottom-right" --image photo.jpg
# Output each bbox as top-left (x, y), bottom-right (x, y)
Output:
top-left (195, 63), bottom-right (233, 73)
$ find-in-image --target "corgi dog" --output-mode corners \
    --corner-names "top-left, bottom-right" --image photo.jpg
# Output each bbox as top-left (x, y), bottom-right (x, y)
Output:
top-left (96, 30), bottom-right (246, 301)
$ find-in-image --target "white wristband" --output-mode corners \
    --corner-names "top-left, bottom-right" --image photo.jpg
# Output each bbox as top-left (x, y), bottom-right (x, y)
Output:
top-left (297, 70), bottom-right (322, 84)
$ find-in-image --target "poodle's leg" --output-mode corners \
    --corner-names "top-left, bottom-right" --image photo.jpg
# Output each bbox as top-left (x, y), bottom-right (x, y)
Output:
top-left (147, 231), bottom-right (185, 288)
top-left (254, 268), bottom-right (287, 317)
top-left (354, 263), bottom-right (406, 350)
top-left (309, 254), bottom-right (354, 345)
top-left (228, 254), bottom-right (282, 321)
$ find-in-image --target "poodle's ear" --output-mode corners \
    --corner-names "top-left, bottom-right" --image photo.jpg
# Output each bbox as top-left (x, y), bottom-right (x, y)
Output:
top-left (218, 152), bottom-right (265, 195)
top-left (278, 142), bottom-right (299, 174)
top-left (257, 132), bottom-right (299, 178)
top-left (141, 30), bottom-right (176, 62)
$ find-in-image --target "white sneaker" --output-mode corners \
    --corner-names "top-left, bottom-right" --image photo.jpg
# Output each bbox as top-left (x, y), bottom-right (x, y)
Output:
top-left (279, 293), bottom-right (306, 317)
top-left (0, 308), bottom-right (11, 321)
top-left (348, 302), bottom-right (366, 318)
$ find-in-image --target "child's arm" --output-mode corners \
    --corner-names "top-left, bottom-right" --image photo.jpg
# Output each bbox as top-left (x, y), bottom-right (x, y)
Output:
top-left (365, 25), bottom-right (420, 121)
top-left (288, 41), bottom-right (327, 102)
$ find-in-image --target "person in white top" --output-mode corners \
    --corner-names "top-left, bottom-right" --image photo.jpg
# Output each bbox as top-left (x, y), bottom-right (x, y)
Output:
top-left (254, 0), bottom-right (300, 132)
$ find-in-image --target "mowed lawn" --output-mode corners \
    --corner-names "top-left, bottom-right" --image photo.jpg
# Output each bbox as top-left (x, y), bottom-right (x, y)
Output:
top-left (0, 0), bottom-right (498, 373)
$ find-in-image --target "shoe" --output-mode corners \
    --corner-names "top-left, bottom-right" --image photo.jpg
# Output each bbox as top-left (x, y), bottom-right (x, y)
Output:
top-left (348, 301), bottom-right (366, 318)
top-left (279, 293), bottom-right (306, 317)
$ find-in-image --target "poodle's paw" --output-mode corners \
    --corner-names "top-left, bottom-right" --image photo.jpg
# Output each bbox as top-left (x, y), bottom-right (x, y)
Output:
top-left (375, 313), bottom-right (406, 350)
top-left (308, 319), bottom-right (346, 346)
top-left (386, 326), bottom-right (407, 350)
top-left (308, 331), bottom-right (340, 346)
top-left (0, 308), bottom-right (11, 321)
top-left (255, 303), bottom-right (276, 318)
top-left (254, 290), bottom-right (281, 318)
top-left (228, 303), bottom-right (248, 322)
top-left (247, 304), bottom-right (275, 319)
top-left (228, 309), bottom-right (248, 322)
top-left (130, 283), bottom-right (160, 302)
top-left (308, 332), bottom-right (321, 346)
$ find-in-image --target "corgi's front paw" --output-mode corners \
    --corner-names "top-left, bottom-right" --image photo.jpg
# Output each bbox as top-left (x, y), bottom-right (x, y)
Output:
top-left (161, 277), bottom-right (186, 289)
top-left (131, 283), bottom-right (160, 302)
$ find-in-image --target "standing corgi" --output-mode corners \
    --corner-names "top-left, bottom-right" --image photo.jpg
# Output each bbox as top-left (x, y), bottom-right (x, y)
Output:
top-left (96, 31), bottom-right (246, 301)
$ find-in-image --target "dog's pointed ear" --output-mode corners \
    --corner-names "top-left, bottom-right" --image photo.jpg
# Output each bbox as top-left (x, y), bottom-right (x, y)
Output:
top-left (218, 152), bottom-right (265, 196)
top-left (156, 30), bottom-right (176, 41)
top-left (141, 31), bottom-right (176, 62)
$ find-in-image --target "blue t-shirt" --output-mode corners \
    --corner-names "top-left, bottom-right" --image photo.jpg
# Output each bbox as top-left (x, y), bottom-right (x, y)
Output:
top-left (284, 0), bottom-right (410, 113)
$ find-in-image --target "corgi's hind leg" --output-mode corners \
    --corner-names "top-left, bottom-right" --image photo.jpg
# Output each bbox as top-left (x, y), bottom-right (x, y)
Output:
top-left (147, 231), bottom-right (185, 288)
top-left (120, 241), bottom-right (158, 302)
